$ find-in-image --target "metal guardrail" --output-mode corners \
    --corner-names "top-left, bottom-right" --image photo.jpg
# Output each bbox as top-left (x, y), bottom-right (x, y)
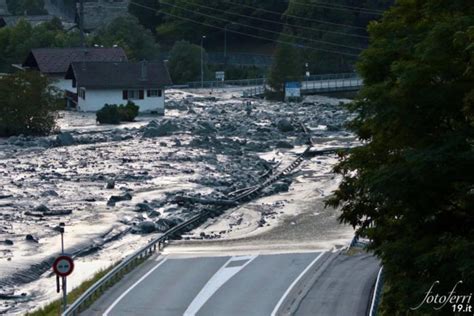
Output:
top-left (62, 125), bottom-right (314, 316)
top-left (186, 78), bottom-right (267, 89)
top-left (368, 267), bottom-right (384, 316)
top-left (242, 86), bottom-right (266, 98)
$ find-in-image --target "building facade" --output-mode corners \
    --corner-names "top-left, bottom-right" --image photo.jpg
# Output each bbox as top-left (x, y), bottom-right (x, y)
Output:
top-left (66, 61), bottom-right (172, 114)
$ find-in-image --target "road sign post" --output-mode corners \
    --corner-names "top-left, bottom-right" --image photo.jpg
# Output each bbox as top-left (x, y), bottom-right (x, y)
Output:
top-left (285, 82), bottom-right (302, 102)
top-left (53, 223), bottom-right (74, 313)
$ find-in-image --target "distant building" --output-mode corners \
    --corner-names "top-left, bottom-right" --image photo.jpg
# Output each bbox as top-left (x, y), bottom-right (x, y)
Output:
top-left (0, 0), bottom-right (8, 16)
top-left (20, 47), bottom-right (128, 92)
top-left (83, 0), bottom-right (129, 31)
top-left (65, 61), bottom-right (172, 114)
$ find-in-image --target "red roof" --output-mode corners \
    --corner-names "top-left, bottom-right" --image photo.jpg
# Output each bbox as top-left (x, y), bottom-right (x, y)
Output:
top-left (22, 47), bottom-right (128, 74)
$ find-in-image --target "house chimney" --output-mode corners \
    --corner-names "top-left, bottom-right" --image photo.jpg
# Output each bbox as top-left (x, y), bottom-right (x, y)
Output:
top-left (140, 60), bottom-right (147, 81)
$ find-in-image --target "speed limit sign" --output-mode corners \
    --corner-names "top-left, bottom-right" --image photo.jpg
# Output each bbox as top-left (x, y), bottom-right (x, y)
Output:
top-left (53, 255), bottom-right (74, 277)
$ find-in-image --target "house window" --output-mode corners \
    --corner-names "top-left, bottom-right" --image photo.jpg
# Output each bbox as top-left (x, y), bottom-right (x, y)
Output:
top-left (147, 89), bottom-right (162, 97)
top-left (123, 89), bottom-right (144, 100)
top-left (79, 88), bottom-right (86, 100)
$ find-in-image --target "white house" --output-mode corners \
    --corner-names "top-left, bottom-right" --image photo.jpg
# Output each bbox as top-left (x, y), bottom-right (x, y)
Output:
top-left (21, 47), bottom-right (128, 94)
top-left (65, 61), bottom-right (172, 114)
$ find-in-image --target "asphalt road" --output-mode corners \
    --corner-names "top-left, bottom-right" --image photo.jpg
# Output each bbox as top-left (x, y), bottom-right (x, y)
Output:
top-left (294, 252), bottom-right (380, 316)
top-left (85, 251), bottom-right (379, 316)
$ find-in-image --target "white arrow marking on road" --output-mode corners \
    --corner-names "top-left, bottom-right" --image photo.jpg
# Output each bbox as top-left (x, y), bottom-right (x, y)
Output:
top-left (103, 257), bottom-right (168, 316)
top-left (183, 255), bottom-right (258, 316)
top-left (271, 252), bottom-right (325, 316)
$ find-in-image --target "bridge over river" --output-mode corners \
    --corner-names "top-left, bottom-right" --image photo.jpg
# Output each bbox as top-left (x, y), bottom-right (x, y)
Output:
top-left (182, 73), bottom-right (363, 97)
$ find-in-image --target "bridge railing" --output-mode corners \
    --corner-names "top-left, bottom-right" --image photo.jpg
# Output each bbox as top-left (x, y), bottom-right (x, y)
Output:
top-left (368, 267), bottom-right (384, 316)
top-left (186, 78), bottom-right (266, 89)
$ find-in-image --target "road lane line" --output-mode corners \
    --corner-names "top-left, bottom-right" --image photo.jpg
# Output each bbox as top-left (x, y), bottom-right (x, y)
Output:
top-left (183, 255), bottom-right (258, 316)
top-left (103, 257), bottom-right (169, 316)
top-left (270, 252), bottom-right (325, 316)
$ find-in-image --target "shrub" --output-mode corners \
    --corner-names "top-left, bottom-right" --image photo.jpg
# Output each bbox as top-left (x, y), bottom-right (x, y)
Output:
top-left (96, 102), bottom-right (139, 124)
top-left (96, 104), bottom-right (121, 124)
top-left (118, 101), bottom-right (139, 122)
top-left (0, 71), bottom-right (60, 137)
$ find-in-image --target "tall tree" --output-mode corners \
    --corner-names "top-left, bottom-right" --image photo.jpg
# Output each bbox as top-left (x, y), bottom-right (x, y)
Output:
top-left (0, 71), bottom-right (60, 136)
top-left (92, 16), bottom-right (160, 61)
top-left (267, 36), bottom-right (303, 99)
top-left (167, 40), bottom-right (206, 83)
top-left (328, 0), bottom-right (474, 314)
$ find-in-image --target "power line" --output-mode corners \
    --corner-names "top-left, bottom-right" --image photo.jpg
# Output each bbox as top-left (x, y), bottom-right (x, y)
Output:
top-left (289, 0), bottom-right (384, 15)
top-left (172, 0), bottom-right (369, 39)
top-left (129, 1), bottom-right (360, 57)
top-left (159, 1), bottom-right (365, 51)
top-left (224, 1), bottom-right (367, 30)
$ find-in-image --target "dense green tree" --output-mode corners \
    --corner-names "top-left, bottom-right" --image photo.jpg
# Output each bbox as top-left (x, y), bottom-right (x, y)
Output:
top-left (128, 0), bottom-right (162, 33)
top-left (327, 0), bottom-right (474, 315)
top-left (283, 0), bottom-right (393, 74)
top-left (156, 0), bottom-right (288, 46)
top-left (0, 19), bottom-right (81, 72)
top-left (6, 0), bottom-right (47, 15)
top-left (0, 71), bottom-right (60, 136)
top-left (92, 16), bottom-right (160, 61)
top-left (167, 40), bottom-right (206, 83)
top-left (267, 36), bottom-right (303, 99)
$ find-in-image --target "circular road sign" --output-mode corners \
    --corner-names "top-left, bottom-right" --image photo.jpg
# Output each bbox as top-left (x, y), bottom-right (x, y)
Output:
top-left (53, 255), bottom-right (74, 277)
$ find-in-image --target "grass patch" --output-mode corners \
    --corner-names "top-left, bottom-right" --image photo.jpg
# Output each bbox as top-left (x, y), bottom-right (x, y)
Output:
top-left (26, 255), bottom-right (150, 316)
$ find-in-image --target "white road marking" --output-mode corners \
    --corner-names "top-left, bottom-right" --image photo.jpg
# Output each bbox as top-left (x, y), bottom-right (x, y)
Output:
top-left (103, 257), bottom-right (169, 316)
top-left (270, 252), bottom-right (325, 316)
top-left (183, 255), bottom-right (258, 316)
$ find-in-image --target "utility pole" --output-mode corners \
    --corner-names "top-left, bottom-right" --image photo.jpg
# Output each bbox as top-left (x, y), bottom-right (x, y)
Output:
top-left (201, 35), bottom-right (206, 89)
top-left (78, 0), bottom-right (85, 48)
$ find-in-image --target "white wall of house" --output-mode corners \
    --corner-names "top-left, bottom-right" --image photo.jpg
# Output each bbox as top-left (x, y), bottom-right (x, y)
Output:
top-left (49, 75), bottom-right (75, 93)
top-left (77, 88), bottom-right (165, 114)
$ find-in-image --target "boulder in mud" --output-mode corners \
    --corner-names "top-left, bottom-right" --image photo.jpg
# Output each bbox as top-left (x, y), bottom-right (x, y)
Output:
top-left (33, 204), bottom-right (50, 213)
top-left (25, 234), bottom-right (38, 243)
top-left (107, 193), bottom-right (132, 206)
top-left (41, 190), bottom-right (59, 197)
top-left (142, 120), bottom-right (178, 138)
top-left (276, 119), bottom-right (294, 132)
top-left (136, 221), bottom-right (157, 234)
top-left (135, 203), bottom-right (153, 212)
top-left (155, 218), bottom-right (176, 232)
top-left (275, 141), bottom-right (294, 149)
top-left (106, 179), bottom-right (115, 189)
top-left (55, 132), bottom-right (75, 146)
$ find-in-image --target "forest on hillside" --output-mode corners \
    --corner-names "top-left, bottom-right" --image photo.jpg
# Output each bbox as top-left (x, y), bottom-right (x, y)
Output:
top-left (1, 0), bottom-right (394, 77)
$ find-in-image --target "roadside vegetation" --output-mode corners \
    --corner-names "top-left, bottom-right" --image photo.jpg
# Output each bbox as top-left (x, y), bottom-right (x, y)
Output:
top-left (327, 1), bottom-right (474, 314)
top-left (0, 71), bottom-right (60, 137)
top-left (26, 265), bottom-right (114, 316)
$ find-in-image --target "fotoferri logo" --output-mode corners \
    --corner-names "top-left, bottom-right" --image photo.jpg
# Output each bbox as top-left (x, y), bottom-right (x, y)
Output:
top-left (411, 281), bottom-right (473, 313)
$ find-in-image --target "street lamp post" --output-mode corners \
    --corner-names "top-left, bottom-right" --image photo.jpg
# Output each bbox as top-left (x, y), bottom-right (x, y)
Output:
top-left (201, 35), bottom-right (206, 89)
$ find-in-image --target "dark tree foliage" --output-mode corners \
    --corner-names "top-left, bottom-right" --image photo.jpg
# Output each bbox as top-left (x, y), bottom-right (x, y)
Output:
top-left (167, 40), bottom-right (206, 83)
top-left (327, 1), bottom-right (474, 314)
top-left (0, 71), bottom-right (60, 136)
top-left (96, 104), bottom-right (121, 125)
top-left (283, 0), bottom-right (393, 74)
top-left (129, 0), bottom-right (162, 32)
top-left (156, 0), bottom-right (288, 45)
top-left (267, 36), bottom-right (303, 100)
top-left (0, 19), bottom-right (81, 72)
top-left (92, 16), bottom-right (160, 61)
